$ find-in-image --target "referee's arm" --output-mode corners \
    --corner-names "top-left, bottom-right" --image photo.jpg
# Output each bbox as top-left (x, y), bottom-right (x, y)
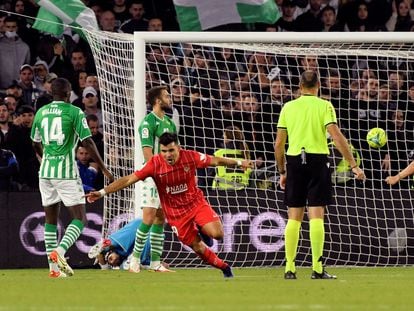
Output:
top-left (274, 128), bottom-right (287, 174)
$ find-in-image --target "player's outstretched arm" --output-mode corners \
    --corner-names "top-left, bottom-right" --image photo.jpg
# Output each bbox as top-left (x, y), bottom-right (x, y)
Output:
top-left (82, 137), bottom-right (114, 182)
top-left (209, 156), bottom-right (254, 171)
top-left (385, 161), bottom-right (414, 185)
top-left (86, 173), bottom-right (139, 203)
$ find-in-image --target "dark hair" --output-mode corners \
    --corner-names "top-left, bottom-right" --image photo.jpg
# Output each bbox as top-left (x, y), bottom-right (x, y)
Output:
top-left (4, 15), bottom-right (18, 24)
top-left (51, 78), bottom-right (72, 100)
top-left (86, 114), bottom-right (99, 123)
top-left (17, 104), bottom-right (34, 115)
top-left (300, 70), bottom-right (319, 89)
top-left (147, 85), bottom-right (168, 106)
top-left (159, 132), bottom-right (178, 146)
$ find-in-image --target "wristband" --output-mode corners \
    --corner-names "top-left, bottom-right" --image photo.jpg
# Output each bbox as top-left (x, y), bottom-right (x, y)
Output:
top-left (98, 189), bottom-right (106, 198)
top-left (237, 160), bottom-right (242, 167)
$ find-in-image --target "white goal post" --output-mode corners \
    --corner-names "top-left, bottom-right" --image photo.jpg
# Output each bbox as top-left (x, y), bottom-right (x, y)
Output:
top-left (85, 30), bottom-right (414, 268)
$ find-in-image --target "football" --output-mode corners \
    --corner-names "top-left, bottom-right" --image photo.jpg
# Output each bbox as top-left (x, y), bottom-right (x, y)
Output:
top-left (366, 127), bottom-right (387, 148)
top-left (387, 228), bottom-right (407, 253)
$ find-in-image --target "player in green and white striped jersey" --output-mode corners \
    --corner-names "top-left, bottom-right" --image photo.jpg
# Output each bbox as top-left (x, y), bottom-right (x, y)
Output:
top-left (31, 78), bottom-right (113, 278)
top-left (129, 85), bottom-right (177, 273)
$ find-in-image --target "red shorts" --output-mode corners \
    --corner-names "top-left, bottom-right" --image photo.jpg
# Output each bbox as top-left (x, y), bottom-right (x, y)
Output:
top-left (168, 203), bottom-right (220, 246)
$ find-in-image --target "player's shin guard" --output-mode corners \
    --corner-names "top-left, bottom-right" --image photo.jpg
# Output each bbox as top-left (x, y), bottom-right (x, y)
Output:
top-left (310, 218), bottom-right (325, 274)
top-left (284, 219), bottom-right (301, 273)
top-left (198, 247), bottom-right (228, 270)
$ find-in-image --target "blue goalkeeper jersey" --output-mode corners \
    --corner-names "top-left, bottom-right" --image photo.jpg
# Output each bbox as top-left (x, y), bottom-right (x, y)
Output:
top-left (109, 218), bottom-right (151, 265)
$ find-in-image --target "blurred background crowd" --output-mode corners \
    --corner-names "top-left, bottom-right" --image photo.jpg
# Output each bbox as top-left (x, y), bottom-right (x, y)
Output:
top-left (1, 0), bottom-right (414, 192)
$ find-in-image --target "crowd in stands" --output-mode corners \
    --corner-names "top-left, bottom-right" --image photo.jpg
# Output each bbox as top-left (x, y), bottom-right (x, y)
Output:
top-left (1, 0), bottom-right (414, 191)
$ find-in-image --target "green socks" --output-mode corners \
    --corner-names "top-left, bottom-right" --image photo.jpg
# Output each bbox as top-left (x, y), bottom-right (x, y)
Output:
top-left (58, 219), bottom-right (84, 253)
top-left (284, 219), bottom-right (301, 273)
top-left (310, 218), bottom-right (325, 274)
top-left (133, 222), bottom-right (151, 259)
top-left (44, 223), bottom-right (57, 269)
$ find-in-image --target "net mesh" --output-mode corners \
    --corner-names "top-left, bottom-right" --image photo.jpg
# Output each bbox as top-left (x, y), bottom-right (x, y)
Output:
top-left (85, 30), bottom-right (414, 267)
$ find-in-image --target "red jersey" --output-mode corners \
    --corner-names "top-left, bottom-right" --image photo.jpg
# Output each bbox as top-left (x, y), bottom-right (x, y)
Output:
top-left (134, 149), bottom-right (212, 220)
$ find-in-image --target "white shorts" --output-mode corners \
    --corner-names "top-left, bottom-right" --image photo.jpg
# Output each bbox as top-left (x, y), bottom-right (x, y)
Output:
top-left (39, 178), bottom-right (85, 207)
top-left (139, 177), bottom-right (160, 209)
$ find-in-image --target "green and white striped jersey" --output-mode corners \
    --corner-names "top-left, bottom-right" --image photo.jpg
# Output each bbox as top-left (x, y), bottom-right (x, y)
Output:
top-left (138, 111), bottom-right (177, 161)
top-left (31, 101), bottom-right (92, 179)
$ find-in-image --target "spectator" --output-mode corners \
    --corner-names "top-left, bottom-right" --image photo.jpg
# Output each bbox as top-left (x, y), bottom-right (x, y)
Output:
top-left (3, 94), bottom-right (18, 122)
top-left (294, 0), bottom-right (324, 31)
top-left (99, 10), bottom-right (118, 32)
top-left (120, 0), bottom-right (148, 33)
top-left (4, 104), bottom-right (39, 190)
top-left (34, 72), bottom-right (57, 111)
top-left (0, 102), bottom-right (12, 148)
top-left (33, 60), bottom-right (49, 92)
top-left (67, 48), bottom-right (95, 86)
top-left (85, 74), bottom-right (100, 92)
top-left (89, 0), bottom-right (104, 19)
top-left (0, 148), bottom-right (19, 191)
top-left (388, 70), bottom-right (408, 102)
top-left (0, 15), bottom-right (30, 90)
top-left (233, 94), bottom-right (266, 168)
top-left (147, 17), bottom-right (163, 31)
top-left (386, 0), bottom-right (414, 31)
top-left (11, 0), bottom-right (39, 59)
top-left (17, 64), bottom-right (40, 107)
top-left (213, 47), bottom-right (244, 81)
top-left (344, 0), bottom-right (383, 31)
top-left (188, 48), bottom-right (219, 98)
top-left (112, 0), bottom-right (131, 29)
top-left (319, 5), bottom-right (344, 31)
top-left (76, 145), bottom-right (98, 193)
top-left (164, 56), bottom-right (185, 85)
top-left (86, 114), bottom-right (104, 158)
top-left (82, 86), bottom-right (102, 132)
top-left (275, 0), bottom-right (297, 31)
top-left (70, 48), bottom-right (88, 72)
top-left (0, 12), bottom-right (6, 33)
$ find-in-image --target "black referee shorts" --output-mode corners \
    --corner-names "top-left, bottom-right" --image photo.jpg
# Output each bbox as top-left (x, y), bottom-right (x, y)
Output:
top-left (284, 154), bottom-right (332, 207)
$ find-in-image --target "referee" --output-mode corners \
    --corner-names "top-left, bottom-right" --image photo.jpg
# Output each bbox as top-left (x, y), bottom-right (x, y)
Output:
top-left (275, 70), bottom-right (365, 280)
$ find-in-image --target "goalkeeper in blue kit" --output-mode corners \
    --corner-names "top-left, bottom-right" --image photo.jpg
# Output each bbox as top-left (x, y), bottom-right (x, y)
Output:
top-left (89, 219), bottom-right (168, 270)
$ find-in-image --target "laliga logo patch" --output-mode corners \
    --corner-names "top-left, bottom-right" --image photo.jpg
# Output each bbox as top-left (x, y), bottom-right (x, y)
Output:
top-left (142, 128), bottom-right (149, 139)
top-left (19, 212), bottom-right (63, 255)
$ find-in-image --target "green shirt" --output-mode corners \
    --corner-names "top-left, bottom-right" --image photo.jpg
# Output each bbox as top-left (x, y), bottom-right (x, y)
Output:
top-left (31, 101), bottom-right (91, 179)
top-left (277, 95), bottom-right (337, 155)
top-left (138, 111), bottom-right (177, 160)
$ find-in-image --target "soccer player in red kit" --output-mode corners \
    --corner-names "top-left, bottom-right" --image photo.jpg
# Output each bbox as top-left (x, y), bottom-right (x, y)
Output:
top-left (86, 132), bottom-right (254, 278)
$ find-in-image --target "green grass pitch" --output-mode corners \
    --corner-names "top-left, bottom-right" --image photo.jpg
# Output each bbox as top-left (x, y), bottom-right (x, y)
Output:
top-left (1, 267), bottom-right (414, 310)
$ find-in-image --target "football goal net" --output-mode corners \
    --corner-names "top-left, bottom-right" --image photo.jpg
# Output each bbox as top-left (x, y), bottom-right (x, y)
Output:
top-left (84, 31), bottom-right (414, 268)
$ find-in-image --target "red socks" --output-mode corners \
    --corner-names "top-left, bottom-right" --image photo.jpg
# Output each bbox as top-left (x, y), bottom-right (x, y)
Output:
top-left (198, 247), bottom-right (228, 270)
